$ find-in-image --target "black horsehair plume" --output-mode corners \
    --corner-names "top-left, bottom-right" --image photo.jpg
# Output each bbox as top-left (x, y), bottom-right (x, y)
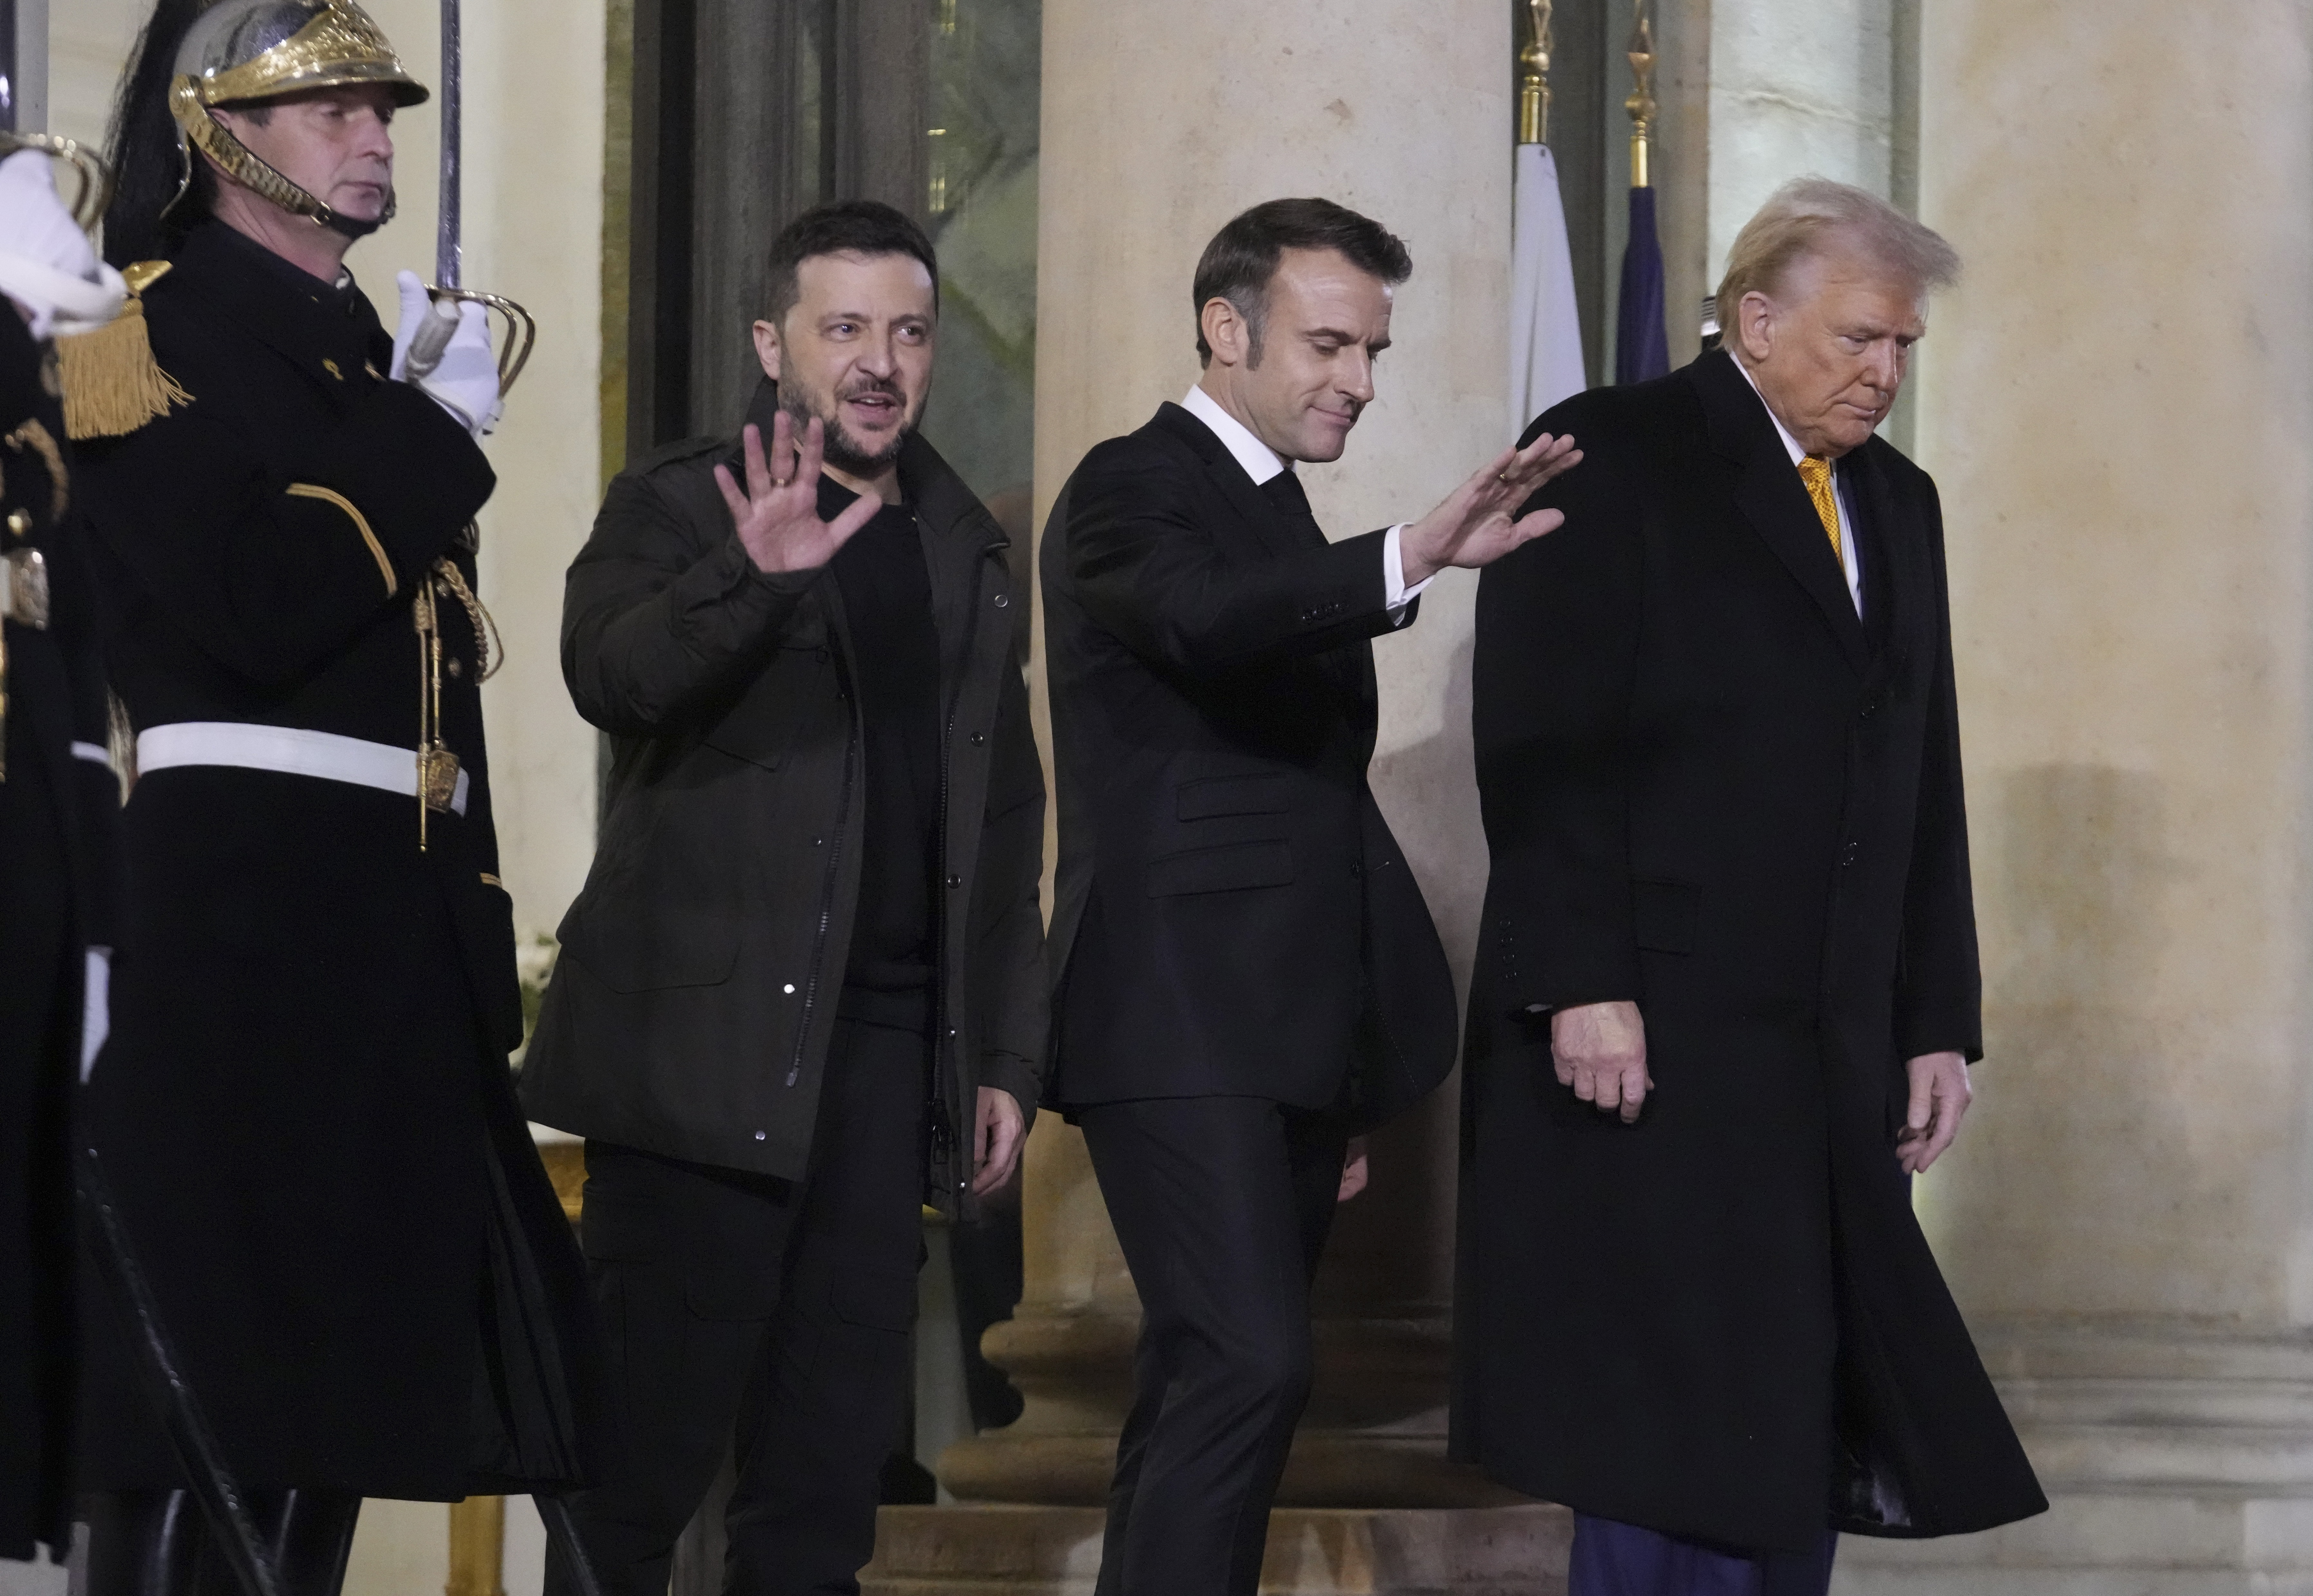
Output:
top-left (102, 0), bottom-right (221, 267)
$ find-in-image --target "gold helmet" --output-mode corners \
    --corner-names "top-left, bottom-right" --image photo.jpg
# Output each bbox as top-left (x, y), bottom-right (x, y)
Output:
top-left (166, 0), bottom-right (428, 237)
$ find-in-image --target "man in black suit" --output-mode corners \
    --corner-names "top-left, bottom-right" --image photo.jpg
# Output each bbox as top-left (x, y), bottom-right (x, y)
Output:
top-left (1041, 197), bottom-right (1580, 1596)
top-left (1455, 178), bottom-right (2045, 1593)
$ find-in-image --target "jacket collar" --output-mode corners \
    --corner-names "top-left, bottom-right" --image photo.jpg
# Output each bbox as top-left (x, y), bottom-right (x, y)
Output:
top-left (165, 221), bottom-right (384, 398)
top-left (731, 376), bottom-right (1007, 557)
top-left (1690, 347), bottom-right (1870, 672)
top-left (1147, 399), bottom-right (1302, 559)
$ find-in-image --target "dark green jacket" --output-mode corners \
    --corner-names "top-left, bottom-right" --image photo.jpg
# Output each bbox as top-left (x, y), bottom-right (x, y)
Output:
top-left (520, 380), bottom-right (1046, 1211)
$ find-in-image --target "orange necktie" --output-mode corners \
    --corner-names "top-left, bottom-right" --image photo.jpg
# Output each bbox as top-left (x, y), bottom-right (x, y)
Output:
top-left (1797, 455), bottom-right (1841, 562)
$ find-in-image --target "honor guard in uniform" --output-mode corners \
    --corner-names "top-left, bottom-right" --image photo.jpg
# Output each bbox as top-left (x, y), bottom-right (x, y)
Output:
top-left (66, 5), bottom-right (604, 1592)
top-left (0, 142), bottom-right (127, 1571)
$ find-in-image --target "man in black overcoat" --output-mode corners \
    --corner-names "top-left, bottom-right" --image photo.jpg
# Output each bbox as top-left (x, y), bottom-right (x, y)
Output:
top-left (1454, 178), bottom-right (2046, 1591)
top-left (0, 143), bottom-right (127, 1569)
top-left (67, 6), bottom-right (603, 1593)
top-left (1041, 197), bottom-right (1580, 1596)
top-left (519, 200), bottom-right (1048, 1596)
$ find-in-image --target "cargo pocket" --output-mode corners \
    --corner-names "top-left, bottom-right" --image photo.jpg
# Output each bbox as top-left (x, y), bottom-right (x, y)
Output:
top-left (685, 1263), bottom-right (784, 1322)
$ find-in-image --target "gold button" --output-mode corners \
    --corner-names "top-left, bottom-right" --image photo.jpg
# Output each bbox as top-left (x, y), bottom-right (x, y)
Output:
top-left (6, 509), bottom-right (30, 538)
top-left (446, 657), bottom-right (464, 678)
top-left (322, 358), bottom-right (344, 380)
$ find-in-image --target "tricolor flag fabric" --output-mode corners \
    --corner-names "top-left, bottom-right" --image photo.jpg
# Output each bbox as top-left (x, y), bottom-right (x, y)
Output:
top-left (1616, 183), bottom-right (1670, 384)
top-left (1509, 142), bottom-right (1586, 440)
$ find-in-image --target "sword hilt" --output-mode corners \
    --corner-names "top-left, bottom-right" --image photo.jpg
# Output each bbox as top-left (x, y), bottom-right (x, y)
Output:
top-left (421, 285), bottom-right (537, 396)
top-left (0, 131), bottom-right (114, 232)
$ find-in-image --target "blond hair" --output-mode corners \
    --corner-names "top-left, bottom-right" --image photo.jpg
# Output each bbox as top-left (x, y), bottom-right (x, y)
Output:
top-left (1716, 177), bottom-right (1959, 314)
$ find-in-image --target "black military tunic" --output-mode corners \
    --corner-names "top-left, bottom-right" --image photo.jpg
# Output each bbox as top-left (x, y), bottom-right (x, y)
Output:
top-left (0, 307), bottom-right (121, 1560)
top-left (70, 221), bottom-right (601, 1499)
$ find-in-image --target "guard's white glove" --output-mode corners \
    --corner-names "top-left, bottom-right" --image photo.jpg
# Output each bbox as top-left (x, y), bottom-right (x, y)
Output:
top-left (0, 150), bottom-right (125, 340)
top-left (390, 269), bottom-right (503, 438)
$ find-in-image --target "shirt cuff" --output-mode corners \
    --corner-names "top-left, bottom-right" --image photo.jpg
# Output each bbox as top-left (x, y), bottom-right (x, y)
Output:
top-left (1383, 524), bottom-right (1433, 621)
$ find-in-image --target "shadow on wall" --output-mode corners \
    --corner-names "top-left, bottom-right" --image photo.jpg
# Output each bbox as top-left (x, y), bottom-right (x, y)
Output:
top-left (1929, 763), bottom-right (2242, 1320)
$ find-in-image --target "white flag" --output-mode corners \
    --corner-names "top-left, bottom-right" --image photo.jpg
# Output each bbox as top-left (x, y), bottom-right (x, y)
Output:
top-left (1509, 143), bottom-right (1587, 440)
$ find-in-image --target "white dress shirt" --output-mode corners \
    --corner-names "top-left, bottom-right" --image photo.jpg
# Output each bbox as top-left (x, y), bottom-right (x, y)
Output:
top-left (1732, 358), bottom-right (1862, 615)
top-left (1180, 384), bottom-right (1430, 621)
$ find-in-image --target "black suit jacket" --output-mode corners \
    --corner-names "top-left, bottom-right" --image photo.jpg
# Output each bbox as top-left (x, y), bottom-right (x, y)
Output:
top-left (1041, 402), bottom-right (1455, 1130)
top-left (1452, 352), bottom-right (2044, 1552)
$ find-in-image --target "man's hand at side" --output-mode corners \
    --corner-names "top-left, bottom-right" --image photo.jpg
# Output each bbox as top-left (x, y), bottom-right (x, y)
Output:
top-left (1551, 1000), bottom-right (1651, 1123)
top-left (1399, 430), bottom-right (1584, 587)
top-left (1897, 1051), bottom-right (1972, 1175)
top-left (972, 1085), bottom-right (1026, 1197)
top-left (1337, 1136), bottom-right (1370, 1203)
top-left (712, 411), bottom-right (883, 575)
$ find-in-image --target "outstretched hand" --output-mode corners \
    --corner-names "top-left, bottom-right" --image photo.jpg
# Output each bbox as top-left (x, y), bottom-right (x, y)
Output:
top-left (713, 412), bottom-right (882, 575)
top-left (1400, 430), bottom-right (1583, 587)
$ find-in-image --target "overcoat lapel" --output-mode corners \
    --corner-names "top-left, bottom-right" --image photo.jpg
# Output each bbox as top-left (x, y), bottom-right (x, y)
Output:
top-left (1693, 352), bottom-right (1871, 675)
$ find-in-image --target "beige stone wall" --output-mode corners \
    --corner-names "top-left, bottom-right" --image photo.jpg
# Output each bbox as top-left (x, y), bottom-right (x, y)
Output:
top-left (1913, 0), bottom-right (2313, 1328)
top-left (1034, 0), bottom-right (1513, 989)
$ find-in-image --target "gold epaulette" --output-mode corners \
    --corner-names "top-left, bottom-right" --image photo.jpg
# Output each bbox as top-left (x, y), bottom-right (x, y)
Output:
top-left (57, 261), bottom-right (193, 442)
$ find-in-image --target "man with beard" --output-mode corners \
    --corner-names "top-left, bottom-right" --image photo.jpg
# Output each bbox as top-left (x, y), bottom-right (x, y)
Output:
top-left (521, 199), bottom-right (1047, 1596)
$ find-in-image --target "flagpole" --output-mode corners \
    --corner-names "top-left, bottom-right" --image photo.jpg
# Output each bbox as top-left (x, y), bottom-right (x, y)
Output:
top-left (1625, 5), bottom-right (1656, 189)
top-left (1509, 0), bottom-right (1585, 431)
top-left (1613, 0), bottom-right (1671, 383)
top-left (1518, 0), bottom-right (1552, 147)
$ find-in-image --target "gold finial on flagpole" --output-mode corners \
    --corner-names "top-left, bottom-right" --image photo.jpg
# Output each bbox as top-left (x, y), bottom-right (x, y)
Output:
top-left (1518, 0), bottom-right (1553, 147)
top-left (1625, 3), bottom-right (1659, 188)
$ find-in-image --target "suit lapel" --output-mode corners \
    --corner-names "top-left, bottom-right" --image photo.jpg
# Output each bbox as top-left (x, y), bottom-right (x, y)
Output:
top-left (1150, 402), bottom-right (1307, 562)
top-left (1692, 351), bottom-right (1871, 675)
top-left (1143, 402), bottom-right (1375, 711)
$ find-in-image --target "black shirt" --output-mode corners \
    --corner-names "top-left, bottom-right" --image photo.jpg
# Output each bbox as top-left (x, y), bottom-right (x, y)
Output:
top-left (823, 475), bottom-right (943, 991)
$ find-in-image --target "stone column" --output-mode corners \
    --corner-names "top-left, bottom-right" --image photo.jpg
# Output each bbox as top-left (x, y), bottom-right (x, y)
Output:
top-left (868, 1), bottom-right (1570, 1591)
top-left (1826, 2), bottom-right (2313, 1590)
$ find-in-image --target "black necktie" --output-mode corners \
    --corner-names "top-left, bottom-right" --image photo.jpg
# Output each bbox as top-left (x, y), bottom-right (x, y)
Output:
top-left (1260, 469), bottom-right (1325, 548)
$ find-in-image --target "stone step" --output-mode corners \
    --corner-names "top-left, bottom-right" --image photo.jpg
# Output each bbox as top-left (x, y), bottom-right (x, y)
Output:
top-left (862, 1504), bottom-right (1574, 1596)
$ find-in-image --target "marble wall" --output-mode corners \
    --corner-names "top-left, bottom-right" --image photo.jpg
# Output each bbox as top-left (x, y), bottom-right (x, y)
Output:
top-left (1915, 0), bottom-right (2313, 1333)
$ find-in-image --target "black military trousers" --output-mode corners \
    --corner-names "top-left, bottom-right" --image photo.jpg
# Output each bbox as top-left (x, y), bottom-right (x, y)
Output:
top-left (550, 1012), bottom-right (927, 1596)
top-left (1076, 1096), bottom-right (1347, 1596)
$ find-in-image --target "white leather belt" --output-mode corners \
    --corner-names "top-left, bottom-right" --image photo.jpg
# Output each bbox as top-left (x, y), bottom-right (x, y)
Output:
top-left (136, 722), bottom-right (470, 816)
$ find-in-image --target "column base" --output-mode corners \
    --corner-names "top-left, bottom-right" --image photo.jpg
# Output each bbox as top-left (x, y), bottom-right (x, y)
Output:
top-left (861, 1504), bottom-right (1574, 1596)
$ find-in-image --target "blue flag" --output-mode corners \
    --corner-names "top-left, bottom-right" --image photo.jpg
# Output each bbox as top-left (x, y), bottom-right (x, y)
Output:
top-left (1615, 185), bottom-right (1669, 384)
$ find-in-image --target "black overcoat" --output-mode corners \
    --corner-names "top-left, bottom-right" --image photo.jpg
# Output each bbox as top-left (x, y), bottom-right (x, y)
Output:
top-left (1040, 402), bottom-right (1457, 1129)
top-left (1451, 351), bottom-right (2045, 1552)
top-left (520, 379), bottom-right (1048, 1211)
top-left (70, 221), bottom-right (603, 1498)
top-left (0, 313), bottom-right (119, 1558)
